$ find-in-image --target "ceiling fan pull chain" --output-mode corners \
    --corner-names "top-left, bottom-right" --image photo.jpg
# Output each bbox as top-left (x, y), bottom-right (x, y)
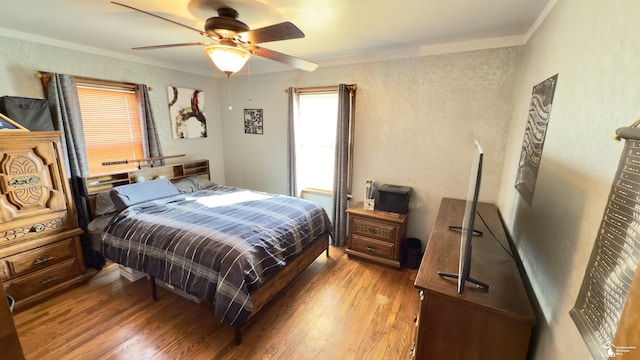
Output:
top-left (248, 60), bottom-right (253, 103)
top-left (227, 76), bottom-right (233, 110)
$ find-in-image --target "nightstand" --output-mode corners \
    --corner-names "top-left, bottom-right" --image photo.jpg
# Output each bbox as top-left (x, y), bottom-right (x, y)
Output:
top-left (345, 201), bottom-right (408, 268)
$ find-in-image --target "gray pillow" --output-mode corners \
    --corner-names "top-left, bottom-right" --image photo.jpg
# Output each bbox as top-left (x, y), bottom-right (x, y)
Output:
top-left (110, 178), bottom-right (180, 211)
top-left (173, 176), bottom-right (215, 193)
top-left (94, 191), bottom-right (117, 216)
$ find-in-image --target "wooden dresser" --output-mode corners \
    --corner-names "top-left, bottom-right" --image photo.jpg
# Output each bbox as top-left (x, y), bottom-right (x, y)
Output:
top-left (0, 131), bottom-right (89, 311)
top-left (411, 198), bottom-right (535, 359)
top-left (345, 201), bottom-right (408, 268)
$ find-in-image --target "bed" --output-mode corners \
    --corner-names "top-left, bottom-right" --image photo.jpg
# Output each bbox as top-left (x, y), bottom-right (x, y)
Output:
top-left (83, 176), bottom-right (333, 343)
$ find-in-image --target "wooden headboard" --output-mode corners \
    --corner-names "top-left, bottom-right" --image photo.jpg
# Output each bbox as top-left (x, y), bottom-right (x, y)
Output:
top-left (76, 159), bottom-right (210, 223)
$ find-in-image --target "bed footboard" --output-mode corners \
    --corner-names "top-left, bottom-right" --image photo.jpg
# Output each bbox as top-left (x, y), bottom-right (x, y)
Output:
top-left (146, 234), bottom-right (329, 344)
top-left (236, 234), bottom-right (329, 343)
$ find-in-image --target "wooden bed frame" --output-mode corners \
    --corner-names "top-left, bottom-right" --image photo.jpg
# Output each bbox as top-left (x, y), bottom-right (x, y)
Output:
top-left (76, 163), bottom-right (330, 344)
top-left (149, 234), bottom-right (329, 344)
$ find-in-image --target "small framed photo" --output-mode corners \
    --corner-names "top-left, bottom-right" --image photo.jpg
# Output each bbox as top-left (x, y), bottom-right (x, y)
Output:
top-left (0, 112), bottom-right (28, 131)
top-left (244, 109), bottom-right (263, 135)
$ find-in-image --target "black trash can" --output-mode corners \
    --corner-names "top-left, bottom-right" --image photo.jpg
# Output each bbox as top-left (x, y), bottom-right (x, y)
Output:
top-left (405, 238), bottom-right (422, 269)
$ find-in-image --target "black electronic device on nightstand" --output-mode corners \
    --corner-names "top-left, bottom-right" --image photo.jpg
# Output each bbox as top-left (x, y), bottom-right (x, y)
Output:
top-left (376, 184), bottom-right (411, 214)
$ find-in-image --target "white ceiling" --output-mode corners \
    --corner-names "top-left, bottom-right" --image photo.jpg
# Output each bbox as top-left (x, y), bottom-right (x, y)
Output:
top-left (0, 0), bottom-right (553, 77)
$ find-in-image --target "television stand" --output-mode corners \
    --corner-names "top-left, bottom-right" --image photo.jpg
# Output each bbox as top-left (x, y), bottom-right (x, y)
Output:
top-left (411, 198), bottom-right (535, 359)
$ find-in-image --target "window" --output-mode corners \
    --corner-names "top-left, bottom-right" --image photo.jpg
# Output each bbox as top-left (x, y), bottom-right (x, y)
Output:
top-left (76, 81), bottom-right (146, 176)
top-left (295, 91), bottom-right (339, 193)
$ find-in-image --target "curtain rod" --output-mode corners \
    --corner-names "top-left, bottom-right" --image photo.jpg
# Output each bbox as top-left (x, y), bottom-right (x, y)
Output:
top-left (34, 71), bottom-right (153, 91)
top-left (284, 84), bottom-right (357, 94)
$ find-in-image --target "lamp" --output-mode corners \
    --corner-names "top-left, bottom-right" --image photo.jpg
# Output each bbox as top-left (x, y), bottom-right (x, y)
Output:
top-left (204, 43), bottom-right (251, 77)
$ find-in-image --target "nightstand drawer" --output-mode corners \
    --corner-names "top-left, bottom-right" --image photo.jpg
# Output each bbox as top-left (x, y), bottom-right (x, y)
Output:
top-left (350, 234), bottom-right (395, 259)
top-left (5, 259), bottom-right (81, 301)
top-left (2, 238), bottom-right (76, 278)
top-left (351, 217), bottom-right (398, 242)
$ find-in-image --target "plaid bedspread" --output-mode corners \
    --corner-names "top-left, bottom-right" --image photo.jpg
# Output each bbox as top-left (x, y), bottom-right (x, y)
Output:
top-left (101, 185), bottom-right (333, 327)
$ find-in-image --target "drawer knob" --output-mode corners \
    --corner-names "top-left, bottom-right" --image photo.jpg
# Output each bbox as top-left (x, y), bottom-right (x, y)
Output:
top-left (368, 228), bottom-right (377, 235)
top-left (367, 246), bottom-right (377, 252)
top-left (33, 254), bottom-right (55, 265)
top-left (30, 224), bottom-right (45, 233)
top-left (39, 275), bottom-right (58, 285)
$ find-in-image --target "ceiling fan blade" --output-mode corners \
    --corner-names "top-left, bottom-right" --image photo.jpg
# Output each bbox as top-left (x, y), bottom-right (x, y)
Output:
top-left (111, 1), bottom-right (209, 37)
top-left (238, 22), bottom-right (304, 44)
top-left (133, 42), bottom-right (209, 50)
top-left (249, 46), bottom-right (318, 72)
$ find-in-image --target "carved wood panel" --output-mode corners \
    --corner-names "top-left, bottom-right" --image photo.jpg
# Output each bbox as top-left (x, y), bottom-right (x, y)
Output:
top-left (0, 142), bottom-right (66, 223)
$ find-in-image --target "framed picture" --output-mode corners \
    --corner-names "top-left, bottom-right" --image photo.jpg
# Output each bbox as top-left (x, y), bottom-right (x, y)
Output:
top-left (0, 112), bottom-right (28, 131)
top-left (244, 109), bottom-right (263, 135)
top-left (167, 86), bottom-right (207, 139)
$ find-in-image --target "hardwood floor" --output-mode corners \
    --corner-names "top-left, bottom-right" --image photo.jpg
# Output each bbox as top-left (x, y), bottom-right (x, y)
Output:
top-left (13, 247), bottom-right (419, 360)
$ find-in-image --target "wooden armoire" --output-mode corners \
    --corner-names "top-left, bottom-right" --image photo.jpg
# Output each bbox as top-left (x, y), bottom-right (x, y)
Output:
top-left (0, 131), bottom-right (89, 311)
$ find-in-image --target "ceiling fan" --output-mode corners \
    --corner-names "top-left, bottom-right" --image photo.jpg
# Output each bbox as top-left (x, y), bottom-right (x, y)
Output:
top-left (112, 1), bottom-right (318, 76)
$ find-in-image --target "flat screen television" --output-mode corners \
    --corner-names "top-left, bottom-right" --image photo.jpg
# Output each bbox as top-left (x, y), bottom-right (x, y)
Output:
top-left (438, 140), bottom-right (489, 294)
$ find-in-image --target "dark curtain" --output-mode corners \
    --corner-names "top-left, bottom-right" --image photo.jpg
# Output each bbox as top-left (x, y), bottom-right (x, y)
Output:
top-left (137, 84), bottom-right (164, 167)
top-left (46, 73), bottom-right (89, 178)
top-left (46, 73), bottom-right (91, 230)
top-left (331, 84), bottom-right (354, 247)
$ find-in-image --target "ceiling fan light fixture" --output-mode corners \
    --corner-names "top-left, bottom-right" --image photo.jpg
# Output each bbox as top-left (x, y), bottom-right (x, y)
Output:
top-left (204, 44), bottom-right (251, 76)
